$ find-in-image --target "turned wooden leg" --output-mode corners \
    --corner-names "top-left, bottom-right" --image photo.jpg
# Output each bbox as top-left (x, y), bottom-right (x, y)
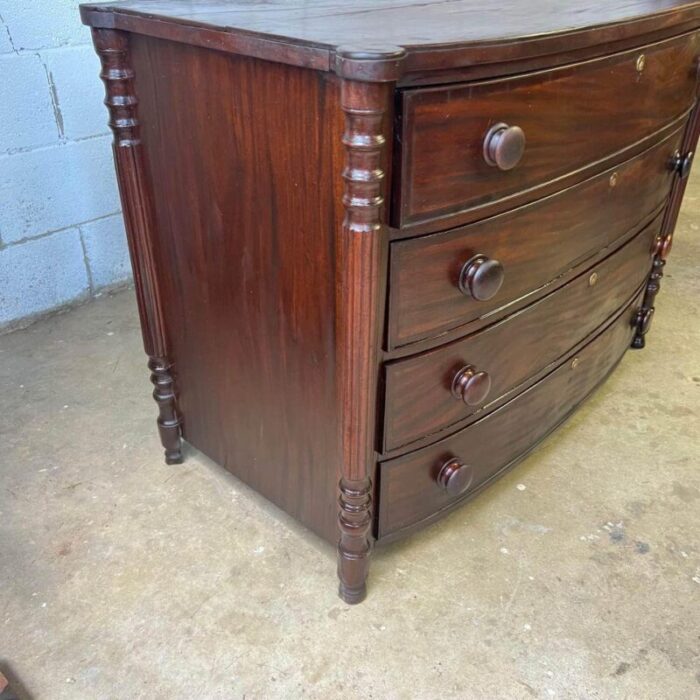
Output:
top-left (337, 477), bottom-right (372, 604)
top-left (149, 357), bottom-right (183, 464)
top-left (93, 28), bottom-right (184, 465)
top-left (632, 98), bottom-right (699, 348)
top-left (334, 50), bottom-right (404, 603)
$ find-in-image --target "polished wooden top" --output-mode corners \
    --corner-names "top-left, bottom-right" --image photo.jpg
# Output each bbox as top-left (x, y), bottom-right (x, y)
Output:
top-left (80, 0), bottom-right (699, 45)
top-left (81, 1), bottom-right (700, 76)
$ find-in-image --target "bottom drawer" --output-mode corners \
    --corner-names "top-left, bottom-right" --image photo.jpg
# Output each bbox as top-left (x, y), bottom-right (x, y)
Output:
top-left (376, 288), bottom-right (643, 540)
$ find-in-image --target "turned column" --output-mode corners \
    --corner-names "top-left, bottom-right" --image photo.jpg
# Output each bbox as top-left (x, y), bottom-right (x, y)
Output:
top-left (335, 47), bottom-right (405, 604)
top-left (92, 29), bottom-right (183, 464)
top-left (633, 65), bottom-right (700, 349)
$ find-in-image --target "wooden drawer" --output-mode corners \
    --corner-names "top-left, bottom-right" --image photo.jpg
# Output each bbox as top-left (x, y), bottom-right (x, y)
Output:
top-left (395, 31), bottom-right (699, 228)
top-left (377, 288), bottom-right (643, 540)
top-left (383, 214), bottom-right (661, 453)
top-left (388, 128), bottom-right (683, 349)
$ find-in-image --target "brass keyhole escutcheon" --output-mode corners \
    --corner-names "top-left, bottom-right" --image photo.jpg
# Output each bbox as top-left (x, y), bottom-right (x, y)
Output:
top-left (588, 272), bottom-right (598, 287)
top-left (609, 172), bottom-right (618, 188)
top-left (636, 54), bottom-right (646, 72)
top-left (571, 357), bottom-right (581, 369)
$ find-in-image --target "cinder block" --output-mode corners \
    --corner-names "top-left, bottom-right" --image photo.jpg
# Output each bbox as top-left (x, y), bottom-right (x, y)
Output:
top-left (0, 136), bottom-right (120, 243)
top-left (1, 0), bottom-right (88, 50)
top-left (41, 45), bottom-right (107, 140)
top-left (0, 228), bottom-right (89, 327)
top-left (0, 53), bottom-right (60, 152)
top-left (81, 214), bottom-right (133, 289)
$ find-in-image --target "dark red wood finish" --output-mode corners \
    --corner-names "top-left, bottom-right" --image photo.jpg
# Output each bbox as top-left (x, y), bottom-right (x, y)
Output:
top-left (81, 1), bottom-right (700, 81)
top-left (383, 215), bottom-right (661, 453)
top-left (82, 1), bottom-right (700, 603)
top-left (127, 35), bottom-right (346, 542)
top-left (378, 290), bottom-right (645, 539)
top-left (388, 130), bottom-right (683, 349)
top-left (396, 32), bottom-right (699, 229)
top-left (335, 57), bottom-right (401, 604)
top-left (92, 29), bottom-right (183, 465)
top-left (634, 67), bottom-right (700, 348)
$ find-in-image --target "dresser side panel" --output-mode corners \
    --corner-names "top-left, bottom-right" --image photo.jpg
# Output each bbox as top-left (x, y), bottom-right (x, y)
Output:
top-left (129, 36), bottom-right (344, 542)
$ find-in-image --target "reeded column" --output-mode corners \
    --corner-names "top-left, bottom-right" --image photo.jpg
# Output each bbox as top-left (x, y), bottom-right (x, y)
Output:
top-left (335, 46), bottom-right (405, 604)
top-left (633, 65), bottom-right (700, 349)
top-left (92, 29), bottom-right (183, 464)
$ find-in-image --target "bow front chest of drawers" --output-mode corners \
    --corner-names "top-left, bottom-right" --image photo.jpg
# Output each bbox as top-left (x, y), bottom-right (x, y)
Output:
top-left (81, 0), bottom-right (700, 603)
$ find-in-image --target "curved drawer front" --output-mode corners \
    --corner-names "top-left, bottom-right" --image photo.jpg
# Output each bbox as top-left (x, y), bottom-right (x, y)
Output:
top-left (388, 129), bottom-right (683, 348)
top-left (377, 290), bottom-right (642, 539)
top-left (383, 215), bottom-right (661, 453)
top-left (396, 31), bottom-right (698, 228)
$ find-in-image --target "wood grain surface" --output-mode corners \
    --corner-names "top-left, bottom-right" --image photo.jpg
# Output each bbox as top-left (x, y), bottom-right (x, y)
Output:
top-left (388, 128), bottom-right (684, 349)
top-left (397, 31), bottom-right (699, 227)
top-left (382, 214), bottom-right (661, 453)
top-left (80, 0), bottom-right (700, 602)
top-left (335, 73), bottom-right (396, 603)
top-left (80, 1), bottom-right (700, 78)
top-left (129, 35), bottom-right (345, 542)
top-left (92, 29), bottom-right (184, 465)
top-left (378, 289), bottom-right (644, 539)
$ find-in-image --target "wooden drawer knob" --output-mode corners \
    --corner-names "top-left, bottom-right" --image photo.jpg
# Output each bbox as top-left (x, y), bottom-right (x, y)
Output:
top-left (483, 122), bottom-right (526, 170)
top-left (671, 150), bottom-right (694, 180)
top-left (437, 458), bottom-right (474, 496)
top-left (458, 254), bottom-right (505, 301)
top-left (634, 307), bottom-right (654, 336)
top-left (452, 365), bottom-right (491, 406)
top-left (654, 234), bottom-right (673, 260)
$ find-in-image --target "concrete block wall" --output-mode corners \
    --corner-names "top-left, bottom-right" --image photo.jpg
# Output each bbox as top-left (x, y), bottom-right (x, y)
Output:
top-left (0, 0), bottom-right (132, 332)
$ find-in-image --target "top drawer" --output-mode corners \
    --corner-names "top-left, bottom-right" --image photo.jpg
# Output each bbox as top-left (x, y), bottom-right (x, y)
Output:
top-left (394, 31), bottom-right (699, 229)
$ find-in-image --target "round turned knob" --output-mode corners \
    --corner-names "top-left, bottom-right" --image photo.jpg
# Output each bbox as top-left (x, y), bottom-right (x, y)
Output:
top-left (437, 458), bottom-right (474, 497)
top-left (452, 365), bottom-right (492, 406)
top-left (483, 122), bottom-right (526, 170)
top-left (671, 150), bottom-right (694, 179)
top-left (634, 307), bottom-right (654, 335)
top-left (654, 234), bottom-right (673, 260)
top-left (458, 255), bottom-right (505, 301)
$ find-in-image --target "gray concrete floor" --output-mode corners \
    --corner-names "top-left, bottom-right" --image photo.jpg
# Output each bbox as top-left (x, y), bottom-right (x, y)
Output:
top-left (1, 176), bottom-right (699, 700)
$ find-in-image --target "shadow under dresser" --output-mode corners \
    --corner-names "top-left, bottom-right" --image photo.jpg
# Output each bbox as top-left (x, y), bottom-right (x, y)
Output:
top-left (80, 0), bottom-right (700, 603)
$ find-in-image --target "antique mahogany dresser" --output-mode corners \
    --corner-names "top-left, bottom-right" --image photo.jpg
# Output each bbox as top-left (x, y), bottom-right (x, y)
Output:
top-left (81, 0), bottom-right (700, 603)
